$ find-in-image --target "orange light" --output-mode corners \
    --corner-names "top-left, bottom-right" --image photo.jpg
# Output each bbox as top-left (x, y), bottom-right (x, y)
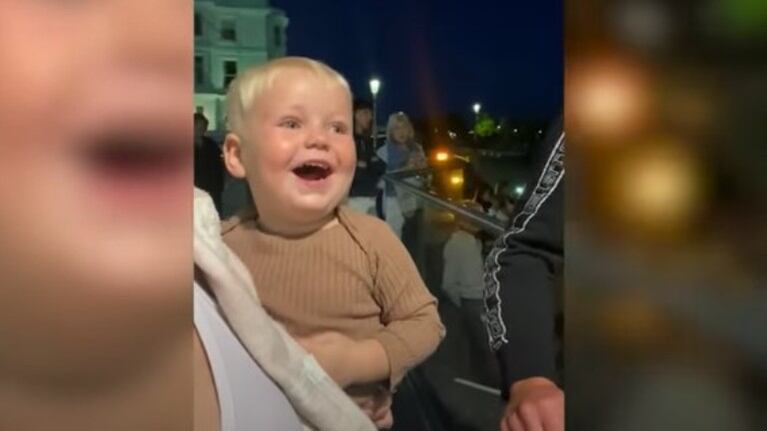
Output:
top-left (450, 175), bottom-right (463, 185)
top-left (435, 151), bottom-right (449, 162)
top-left (567, 56), bottom-right (651, 141)
top-left (606, 140), bottom-right (704, 238)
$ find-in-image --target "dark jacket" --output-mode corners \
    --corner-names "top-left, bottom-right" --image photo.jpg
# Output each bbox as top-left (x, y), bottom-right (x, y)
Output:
top-left (194, 136), bottom-right (225, 212)
top-left (483, 117), bottom-right (564, 395)
top-left (349, 134), bottom-right (385, 197)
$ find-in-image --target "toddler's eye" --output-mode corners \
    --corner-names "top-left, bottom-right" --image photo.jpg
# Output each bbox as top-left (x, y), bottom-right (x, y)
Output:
top-left (331, 123), bottom-right (348, 134)
top-left (279, 119), bottom-right (300, 129)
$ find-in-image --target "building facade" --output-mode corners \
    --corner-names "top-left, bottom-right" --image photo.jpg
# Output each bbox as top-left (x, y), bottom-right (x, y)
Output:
top-left (194, 0), bottom-right (288, 131)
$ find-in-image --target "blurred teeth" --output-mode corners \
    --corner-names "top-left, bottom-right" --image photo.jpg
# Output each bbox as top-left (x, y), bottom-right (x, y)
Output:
top-left (304, 161), bottom-right (329, 170)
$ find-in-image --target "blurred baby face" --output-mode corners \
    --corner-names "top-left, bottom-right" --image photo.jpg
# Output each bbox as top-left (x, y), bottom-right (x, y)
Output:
top-left (0, 0), bottom-right (191, 376)
top-left (237, 69), bottom-right (355, 229)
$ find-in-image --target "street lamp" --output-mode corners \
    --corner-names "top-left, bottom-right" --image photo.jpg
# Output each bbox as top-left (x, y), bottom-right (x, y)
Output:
top-left (471, 103), bottom-right (481, 143)
top-left (369, 78), bottom-right (381, 140)
top-left (472, 102), bottom-right (481, 115)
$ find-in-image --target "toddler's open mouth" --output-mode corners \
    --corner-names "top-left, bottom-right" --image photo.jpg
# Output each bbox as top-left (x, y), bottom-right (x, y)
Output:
top-left (292, 161), bottom-right (333, 181)
top-left (81, 130), bottom-right (187, 179)
top-left (74, 126), bottom-right (190, 213)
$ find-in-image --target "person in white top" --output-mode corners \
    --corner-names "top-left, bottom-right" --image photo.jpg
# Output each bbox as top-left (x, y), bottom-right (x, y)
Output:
top-left (442, 218), bottom-right (498, 386)
top-left (442, 223), bottom-right (486, 306)
top-left (193, 189), bottom-right (379, 431)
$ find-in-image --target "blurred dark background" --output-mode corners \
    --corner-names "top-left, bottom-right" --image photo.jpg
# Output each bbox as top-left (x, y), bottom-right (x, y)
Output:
top-left (566, 0), bottom-right (767, 429)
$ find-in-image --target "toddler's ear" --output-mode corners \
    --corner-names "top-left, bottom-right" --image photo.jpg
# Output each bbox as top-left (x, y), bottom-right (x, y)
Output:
top-left (222, 133), bottom-right (247, 178)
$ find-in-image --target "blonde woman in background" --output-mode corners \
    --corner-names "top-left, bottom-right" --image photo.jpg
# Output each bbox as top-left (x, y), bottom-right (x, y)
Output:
top-left (375, 112), bottom-right (427, 237)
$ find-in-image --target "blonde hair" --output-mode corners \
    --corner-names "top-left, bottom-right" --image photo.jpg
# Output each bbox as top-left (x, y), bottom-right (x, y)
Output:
top-left (226, 56), bottom-right (351, 134)
top-left (386, 111), bottom-right (416, 144)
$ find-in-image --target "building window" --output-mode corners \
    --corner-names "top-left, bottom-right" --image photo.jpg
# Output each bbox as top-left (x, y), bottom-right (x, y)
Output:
top-left (194, 55), bottom-right (204, 86)
top-left (194, 13), bottom-right (202, 36)
top-left (220, 19), bottom-right (236, 41)
top-left (274, 26), bottom-right (282, 46)
top-left (223, 60), bottom-right (237, 88)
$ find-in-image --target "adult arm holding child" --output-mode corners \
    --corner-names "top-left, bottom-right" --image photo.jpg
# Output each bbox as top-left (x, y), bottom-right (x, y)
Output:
top-left (297, 331), bottom-right (393, 429)
top-left (296, 331), bottom-right (390, 388)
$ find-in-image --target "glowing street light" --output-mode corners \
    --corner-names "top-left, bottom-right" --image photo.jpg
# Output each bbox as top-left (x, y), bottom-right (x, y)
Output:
top-left (369, 77), bottom-right (381, 140)
top-left (435, 151), bottom-right (450, 162)
top-left (515, 185), bottom-right (525, 196)
top-left (369, 78), bottom-right (381, 96)
top-left (471, 103), bottom-right (482, 143)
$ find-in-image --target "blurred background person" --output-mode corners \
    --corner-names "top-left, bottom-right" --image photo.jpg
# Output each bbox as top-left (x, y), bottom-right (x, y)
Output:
top-left (194, 112), bottom-right (225, 213)
top-left (376, 112), bottom-right (427, 238)
top-left (347, 98), bottom-right (385, 216)
top-left (497, 194), bottom-right (516, 225)
top-left (442, 213), bottom-right (498, 387)
top-left (0, 1), bottom-right (192, 430)
top-left (476, 181), bottom-right (501, 214)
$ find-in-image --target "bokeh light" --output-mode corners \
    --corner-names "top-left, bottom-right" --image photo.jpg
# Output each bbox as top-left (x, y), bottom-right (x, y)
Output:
top-left (611, 142), bottom-right (704, 237)
top-left (567, 56), bottom-right (652, 141)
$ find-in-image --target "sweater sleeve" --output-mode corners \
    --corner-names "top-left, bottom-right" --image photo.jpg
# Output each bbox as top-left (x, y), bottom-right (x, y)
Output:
top-left (368, 221), bottom-right (446, 389)
top-left (483, 123), bottom-right (564, 393)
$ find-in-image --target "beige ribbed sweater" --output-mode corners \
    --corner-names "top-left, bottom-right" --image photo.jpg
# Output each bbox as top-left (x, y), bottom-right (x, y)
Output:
top-left (222, 206), bottom-right (445, 388)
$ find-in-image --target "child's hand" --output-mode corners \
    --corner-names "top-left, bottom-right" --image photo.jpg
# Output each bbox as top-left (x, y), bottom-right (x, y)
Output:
top-left (296, 331), bottom-right (360, 387)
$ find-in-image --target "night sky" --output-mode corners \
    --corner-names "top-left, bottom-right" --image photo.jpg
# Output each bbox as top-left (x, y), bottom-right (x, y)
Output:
top-left (270, 0), bottom-right (563, 124)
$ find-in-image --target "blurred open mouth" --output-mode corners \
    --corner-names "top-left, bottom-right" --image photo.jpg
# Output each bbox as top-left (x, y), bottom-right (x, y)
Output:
top-left (76, 127), bottom-right (190, 213)
top-left (292, 160), bottom-right (333, 182)
top-left (82, 132), bottom-right (186, 179)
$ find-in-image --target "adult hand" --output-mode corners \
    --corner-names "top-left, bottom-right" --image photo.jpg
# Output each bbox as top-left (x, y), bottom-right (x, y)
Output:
top-left (348, 384), bottom-right (394, 429)
top-left (500, 377), bottom-right (564, 431)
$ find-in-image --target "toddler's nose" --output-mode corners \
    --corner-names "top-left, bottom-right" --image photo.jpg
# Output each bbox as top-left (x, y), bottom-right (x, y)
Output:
top-left (304, 129), bottom-right (330, 151)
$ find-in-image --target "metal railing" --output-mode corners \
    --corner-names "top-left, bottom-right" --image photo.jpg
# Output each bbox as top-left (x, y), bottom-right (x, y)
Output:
top-left (382, 168), bottom-right (506, 236)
